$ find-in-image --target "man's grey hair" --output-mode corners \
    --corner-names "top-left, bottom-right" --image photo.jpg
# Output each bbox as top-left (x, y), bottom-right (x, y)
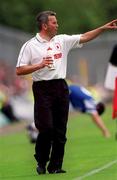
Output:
top-left (36, 11), bottom-right (56, 30)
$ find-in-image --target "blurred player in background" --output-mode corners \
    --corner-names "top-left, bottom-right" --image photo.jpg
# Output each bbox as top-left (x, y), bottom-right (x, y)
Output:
top-left (105, 44), bottom-right (117, 90)
top-left (69, 84), bottom-right (110, 138)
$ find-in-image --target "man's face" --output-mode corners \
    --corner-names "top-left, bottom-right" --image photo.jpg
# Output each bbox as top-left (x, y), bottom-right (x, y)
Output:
top-left (46, 15), bottom-right (58, 37)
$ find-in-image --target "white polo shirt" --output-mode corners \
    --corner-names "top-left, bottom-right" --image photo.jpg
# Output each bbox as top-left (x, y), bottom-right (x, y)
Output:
top-left (16, 33), bottom-right (83, 81)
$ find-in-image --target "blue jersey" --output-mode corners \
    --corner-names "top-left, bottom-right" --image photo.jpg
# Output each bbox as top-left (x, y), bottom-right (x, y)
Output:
top-left (69, 85), bottom-right (97, 114)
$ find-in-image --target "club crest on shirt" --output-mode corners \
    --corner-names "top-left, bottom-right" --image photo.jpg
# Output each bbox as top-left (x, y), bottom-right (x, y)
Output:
top-left (55, 43), bottom-right (61, 51)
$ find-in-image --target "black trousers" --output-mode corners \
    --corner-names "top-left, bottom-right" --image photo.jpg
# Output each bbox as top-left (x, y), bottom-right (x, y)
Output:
top-left (32, 79), bottom-right (69, 169)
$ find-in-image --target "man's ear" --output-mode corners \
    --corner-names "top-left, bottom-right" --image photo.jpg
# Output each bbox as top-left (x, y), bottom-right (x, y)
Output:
top-left (42, 23), bottom-right (47, 30)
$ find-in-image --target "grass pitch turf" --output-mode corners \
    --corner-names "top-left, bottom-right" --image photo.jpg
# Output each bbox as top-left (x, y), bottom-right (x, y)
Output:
top-left (0, 105), bottom-right (117, 180)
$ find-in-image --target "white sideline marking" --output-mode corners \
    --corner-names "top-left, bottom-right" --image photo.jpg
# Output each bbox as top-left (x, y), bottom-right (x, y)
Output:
top-left (74, 159), bottom-right (117, 180)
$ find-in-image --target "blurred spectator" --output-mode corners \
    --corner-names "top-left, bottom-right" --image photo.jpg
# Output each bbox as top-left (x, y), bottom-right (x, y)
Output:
top-left (0, 88), bottom-right (18, 123)
top-left (0, 62), bottom-right (19, 124)
top-left (10, 75), bottom-right (34, 121)
top-left (0, 61), bottom-right (34, 124)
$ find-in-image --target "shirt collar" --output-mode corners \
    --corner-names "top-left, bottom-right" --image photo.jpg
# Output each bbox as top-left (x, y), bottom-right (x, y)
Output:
top-left (36, 33), bottom-right (55, 43)
top-left (36, 33), bottom-right (47, 42)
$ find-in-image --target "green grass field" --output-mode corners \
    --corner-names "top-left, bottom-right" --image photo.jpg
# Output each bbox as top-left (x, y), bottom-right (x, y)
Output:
top-left (0, 105), bottom-right (117, 180)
